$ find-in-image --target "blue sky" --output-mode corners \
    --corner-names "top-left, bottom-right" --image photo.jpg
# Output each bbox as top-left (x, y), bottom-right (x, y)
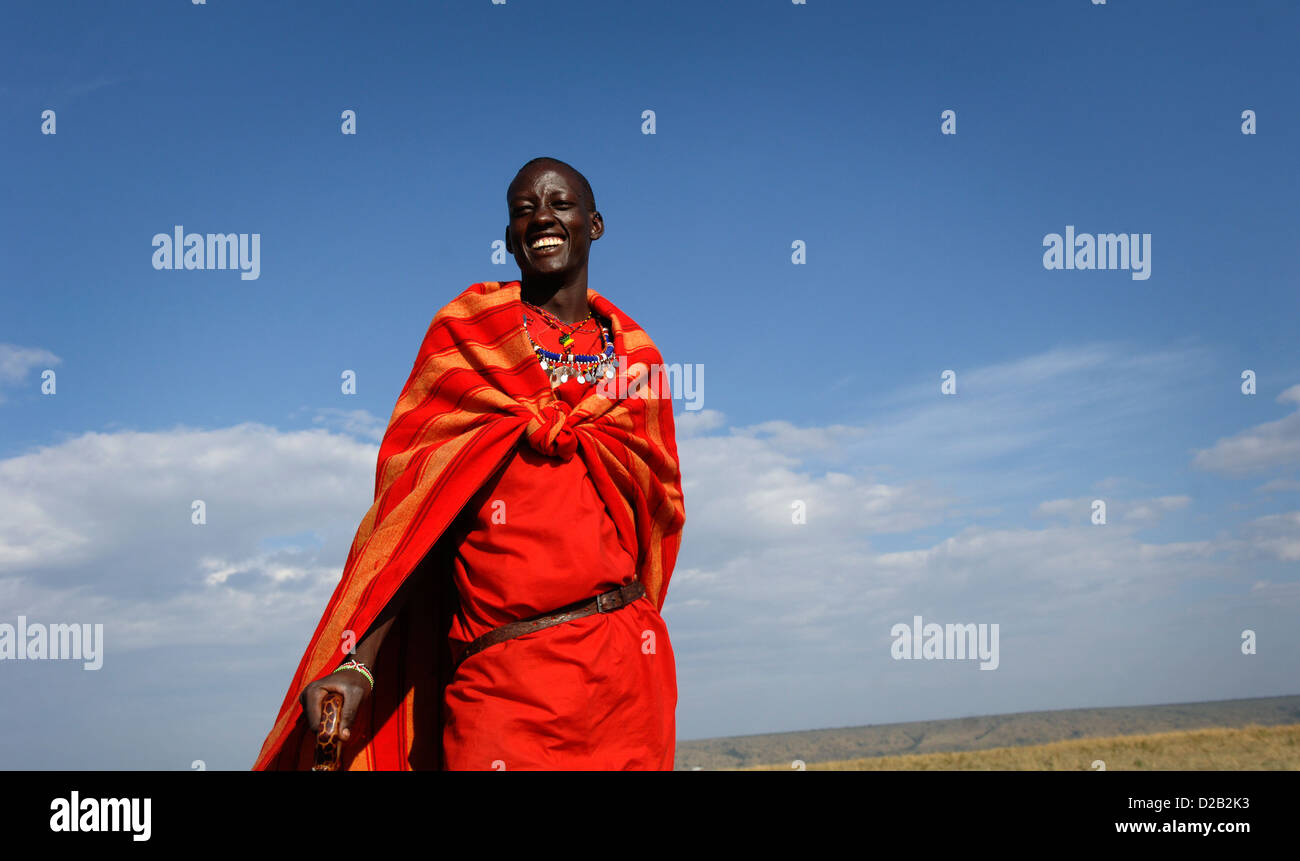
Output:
top-left (1, 0), bottom-right (1298, 769)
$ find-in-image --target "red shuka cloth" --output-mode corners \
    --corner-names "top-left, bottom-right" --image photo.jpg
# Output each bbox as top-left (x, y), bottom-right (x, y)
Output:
top-left (252, 281), bottom-right (685, 771)
top-left (441, 311), bottom-right (675, 769)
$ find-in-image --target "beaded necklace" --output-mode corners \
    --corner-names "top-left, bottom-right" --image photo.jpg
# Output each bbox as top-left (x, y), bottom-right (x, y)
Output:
top-left (523, 300), bottom-right (593, 334)
top-left (521, 306), bottom-right (616, 387)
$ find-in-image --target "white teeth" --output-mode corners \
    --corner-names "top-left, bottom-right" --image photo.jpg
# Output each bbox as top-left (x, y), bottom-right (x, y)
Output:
top-left (531, 236), bottom-right (565, 249)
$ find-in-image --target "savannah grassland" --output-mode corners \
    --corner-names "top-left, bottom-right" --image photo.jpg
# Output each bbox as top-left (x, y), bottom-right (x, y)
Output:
top-left (674, 695), bottom-right (1300, 771)
top-left (745, 723), bottom-right (1300, 770)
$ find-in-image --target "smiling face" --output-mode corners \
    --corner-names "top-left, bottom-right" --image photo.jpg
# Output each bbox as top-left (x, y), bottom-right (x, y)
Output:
top-left (505, 163), bottom-right (603, 281)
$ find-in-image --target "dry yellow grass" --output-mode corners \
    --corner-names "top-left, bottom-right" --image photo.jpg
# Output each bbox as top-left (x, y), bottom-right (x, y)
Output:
top-left (746, 723), bottom-right (1300, 770)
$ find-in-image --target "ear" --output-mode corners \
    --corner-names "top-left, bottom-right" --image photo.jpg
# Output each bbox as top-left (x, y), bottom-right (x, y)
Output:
top-left (590, 211), bottom-right (605, 241)
top-left (504, 226), bottom-right (513, 253)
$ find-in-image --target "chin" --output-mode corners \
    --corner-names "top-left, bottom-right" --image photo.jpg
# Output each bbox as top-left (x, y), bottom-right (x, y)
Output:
top-left (531, 261), bottom-right (574, 276)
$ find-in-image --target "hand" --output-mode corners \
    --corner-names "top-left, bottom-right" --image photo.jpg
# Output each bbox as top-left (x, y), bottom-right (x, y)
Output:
top-left (299, 669), bottom-right (371, 743)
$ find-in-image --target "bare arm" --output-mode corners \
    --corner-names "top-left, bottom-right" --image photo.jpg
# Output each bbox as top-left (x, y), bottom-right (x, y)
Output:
top-left (299, 573), bottom-right (419, 741)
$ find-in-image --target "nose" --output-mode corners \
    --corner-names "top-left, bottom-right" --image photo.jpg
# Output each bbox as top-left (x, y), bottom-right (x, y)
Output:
top-left (524, 209), bottom-right (558, 237)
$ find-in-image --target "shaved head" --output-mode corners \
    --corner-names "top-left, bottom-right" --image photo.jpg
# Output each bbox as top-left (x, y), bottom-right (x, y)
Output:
top-left (510, 157), bottom-right (596, 212)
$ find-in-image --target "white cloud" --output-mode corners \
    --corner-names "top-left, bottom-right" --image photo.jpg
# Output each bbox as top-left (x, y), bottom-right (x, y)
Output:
top-left (1193, 387), bottom-right (1300, 476)
top-left (310, 407), bottom-right (387, 442)
top-left (0, 423), bottom-right (377, 650)
top-left (675, 408), bottom-right (727, 437)
top-left (2, 340), bottom-right (1298, 757)
top-left (1122, 494), bottom-right (1192, 525)
top-left (1255, 477), bottom-right (1300, 494)
top-left (1239, 511), bottom-right (1300, 562)
top-left (1031, 494), bottom-right (1190, 527)
top-left (0, 343), bottom-right (60, 403)
top-left (839, 342), bottom-right (1211, 497)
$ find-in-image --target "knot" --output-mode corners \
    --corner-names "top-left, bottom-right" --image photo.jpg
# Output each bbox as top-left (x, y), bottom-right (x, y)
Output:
top-left (525, 400), bottom-right (578, 460)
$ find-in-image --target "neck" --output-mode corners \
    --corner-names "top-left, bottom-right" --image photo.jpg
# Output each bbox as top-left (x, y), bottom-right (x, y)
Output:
top-left (520, 270), bottom-right (589, 324)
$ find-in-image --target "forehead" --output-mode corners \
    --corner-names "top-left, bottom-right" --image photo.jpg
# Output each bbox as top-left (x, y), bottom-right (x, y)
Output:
top-left (508, 165), bottom-right (579, 199)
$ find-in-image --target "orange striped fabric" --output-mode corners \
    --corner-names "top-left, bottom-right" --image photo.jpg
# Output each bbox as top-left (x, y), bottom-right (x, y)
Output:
top-left (252, 280), bottom-right (685, 770)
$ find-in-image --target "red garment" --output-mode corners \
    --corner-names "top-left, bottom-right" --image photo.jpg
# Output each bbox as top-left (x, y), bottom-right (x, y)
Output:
top-left (252, 281), bottom-right (685, 772)
top-left (441, 311), bottom-right (677, 769)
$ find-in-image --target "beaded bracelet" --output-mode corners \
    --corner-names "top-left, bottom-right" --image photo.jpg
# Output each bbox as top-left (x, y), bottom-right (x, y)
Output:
top-left (333, 660), bottom-right (374, 689)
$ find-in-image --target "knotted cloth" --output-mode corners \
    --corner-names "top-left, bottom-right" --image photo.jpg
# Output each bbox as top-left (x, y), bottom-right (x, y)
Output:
top-left (252, 280), bottom-right (685, 770)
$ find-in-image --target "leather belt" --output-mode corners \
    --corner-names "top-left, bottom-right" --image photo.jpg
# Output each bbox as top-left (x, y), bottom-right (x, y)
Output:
top-left (457, 580), bottom-right (645, 665)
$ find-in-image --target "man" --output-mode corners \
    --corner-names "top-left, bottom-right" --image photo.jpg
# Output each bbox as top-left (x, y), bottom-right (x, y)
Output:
top-left (252, 158), bottom-right (686, 770)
